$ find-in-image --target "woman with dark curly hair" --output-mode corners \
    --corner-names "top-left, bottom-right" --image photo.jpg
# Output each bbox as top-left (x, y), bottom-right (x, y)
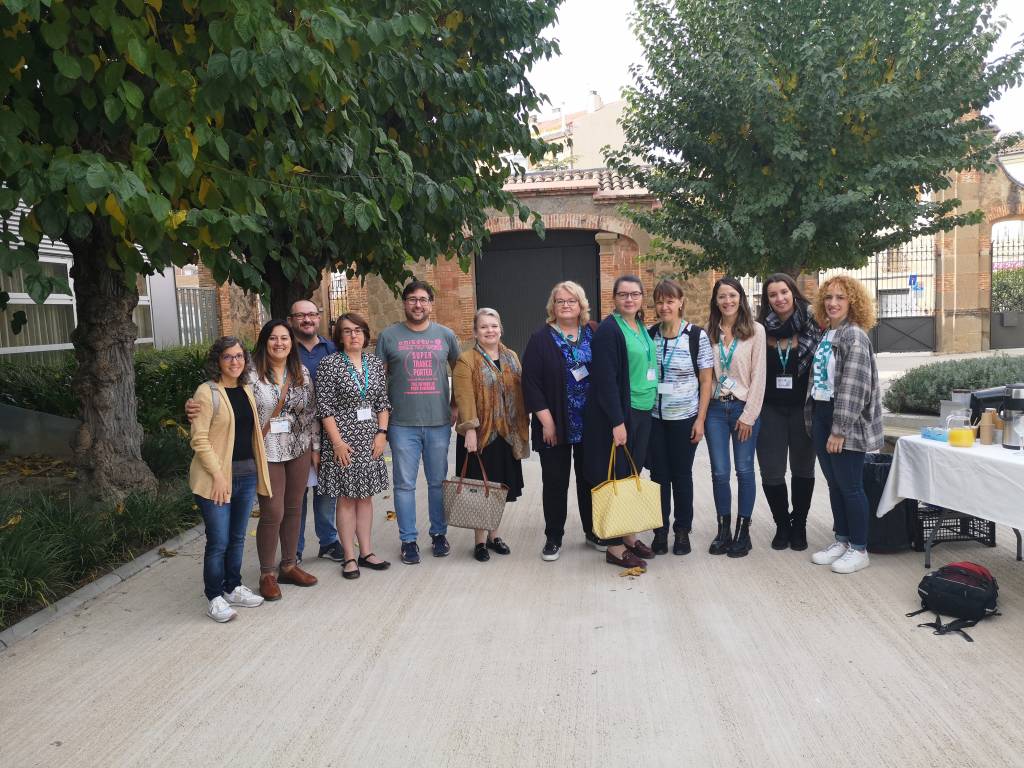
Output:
top-left (806, 275), bottom-right (883, 575)
top-left (189, 337), bottom-right (271, 623)
top-left (756, 274), bottom-right (822, 551)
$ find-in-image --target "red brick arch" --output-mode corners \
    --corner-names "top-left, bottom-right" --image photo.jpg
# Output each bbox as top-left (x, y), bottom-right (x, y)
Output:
top-left (484, 212), bottom-right (643, 240)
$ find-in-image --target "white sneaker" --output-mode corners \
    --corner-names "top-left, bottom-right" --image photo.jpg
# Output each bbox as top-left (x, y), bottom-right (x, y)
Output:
top-left (811, 540), bottom-right (848, 565)
top-left (207, 596), bottom-right (237, 623)
top-left (224, 585), bottom-right (264, 608)
top-left (831, 547), bottom-right (870, 574)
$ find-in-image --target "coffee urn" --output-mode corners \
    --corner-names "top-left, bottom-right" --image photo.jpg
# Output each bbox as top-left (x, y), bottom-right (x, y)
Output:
top-left (999, 383), bottom-right (1024, 450)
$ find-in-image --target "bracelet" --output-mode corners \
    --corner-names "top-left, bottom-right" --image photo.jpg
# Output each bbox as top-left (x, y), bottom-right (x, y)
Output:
top-left (376, 428), bottom-right (388, 435)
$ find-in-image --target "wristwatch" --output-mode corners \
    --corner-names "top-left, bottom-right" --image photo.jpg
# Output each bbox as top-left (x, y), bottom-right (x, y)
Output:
top-left (376, 428), bottom-right (388, 435)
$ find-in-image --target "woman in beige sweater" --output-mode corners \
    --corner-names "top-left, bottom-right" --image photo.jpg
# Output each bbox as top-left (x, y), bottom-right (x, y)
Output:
top-left (704, 277), bottom-right (766, 559)
top-left (189, 336), bottom-right (271, 623)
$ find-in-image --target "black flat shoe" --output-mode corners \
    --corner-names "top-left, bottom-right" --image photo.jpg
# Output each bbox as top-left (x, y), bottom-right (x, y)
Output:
top-left (486, 537), bottom-right (511, 555)
top-left (341, 558), bottom-right (360, 579)
top-left (651, 534), bottom-right (669, 556)
top-left (357, 553), bottom-right (391, 571)
top-left (474, 543), bottom-right (490, 562)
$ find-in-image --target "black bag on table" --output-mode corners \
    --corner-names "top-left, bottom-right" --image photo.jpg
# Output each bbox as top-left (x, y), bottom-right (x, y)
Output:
top-left (907, 561), bottom-right (999, 642)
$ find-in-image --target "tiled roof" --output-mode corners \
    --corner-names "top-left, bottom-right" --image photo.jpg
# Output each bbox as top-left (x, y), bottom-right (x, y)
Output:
top-left (1000, 138), bottom-right (1024, 156)
top-left (503, 167), bottom-right (649, 199)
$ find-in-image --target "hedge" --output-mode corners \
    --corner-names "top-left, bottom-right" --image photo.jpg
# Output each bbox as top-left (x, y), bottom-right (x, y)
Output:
top-left (992, 267), bottom-right (1024, 313)
top-left (883, 354), bottom-right (1024, 415)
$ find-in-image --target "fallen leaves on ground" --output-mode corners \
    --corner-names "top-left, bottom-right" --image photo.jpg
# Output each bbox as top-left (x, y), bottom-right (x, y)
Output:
top-left (618, 566), bottom-right (646, 577)
top-left (158, 547), bottom-right (177, 558)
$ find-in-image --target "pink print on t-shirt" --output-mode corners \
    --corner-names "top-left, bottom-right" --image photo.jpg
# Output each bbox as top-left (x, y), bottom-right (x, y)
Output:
top-left (398, 338), bottom-right (444, 396)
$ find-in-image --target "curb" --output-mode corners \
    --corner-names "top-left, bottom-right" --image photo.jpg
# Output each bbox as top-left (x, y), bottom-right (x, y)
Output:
top-left (0, 523), bottom-right (206, 652)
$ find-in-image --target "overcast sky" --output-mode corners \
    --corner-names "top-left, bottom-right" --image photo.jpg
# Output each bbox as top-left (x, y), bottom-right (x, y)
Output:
top-left (529, 0), bottom-right (1024, 134)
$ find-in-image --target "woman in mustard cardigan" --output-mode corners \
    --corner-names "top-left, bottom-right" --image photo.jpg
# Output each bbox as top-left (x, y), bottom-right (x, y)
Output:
top-left (189, 336), bottom-right (272, 623)
top-left (453, 308), bottom-right (530, 562)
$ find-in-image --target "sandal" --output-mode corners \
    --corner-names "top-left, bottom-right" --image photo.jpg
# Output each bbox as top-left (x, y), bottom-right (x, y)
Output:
top-left (486, 537), bottom-right (511, 555)
top-left (357, 553), bottom-right (391, 571)
top-left (341, 558), bottom-right (360, 580)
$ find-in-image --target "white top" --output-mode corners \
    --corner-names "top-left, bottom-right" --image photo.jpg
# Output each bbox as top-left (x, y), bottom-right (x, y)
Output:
top-left (810, 330), bottom-right (837, 401)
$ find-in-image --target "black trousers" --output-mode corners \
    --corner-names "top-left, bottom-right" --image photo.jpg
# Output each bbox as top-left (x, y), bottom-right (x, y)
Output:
top-left (539, 442), bottom-right (593, 544)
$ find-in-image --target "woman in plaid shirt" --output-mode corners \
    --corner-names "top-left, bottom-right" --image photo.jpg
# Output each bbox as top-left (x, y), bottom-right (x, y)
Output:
top-left (805, 275), bottom-right (883, 574)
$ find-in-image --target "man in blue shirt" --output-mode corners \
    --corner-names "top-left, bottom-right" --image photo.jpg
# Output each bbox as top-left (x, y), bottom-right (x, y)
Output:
top-left (289, 299), bottom-right (344, 563)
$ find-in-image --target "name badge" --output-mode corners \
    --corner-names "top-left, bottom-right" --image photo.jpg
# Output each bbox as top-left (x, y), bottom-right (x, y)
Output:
top-left (657, 382), bottom-right (676, 395)
top-left (813, 390), bottom-right (832, 402)
top-left (647, 368), bottom-right (657, 381)
top-left (356, 407), bottom-right (373, 421)
top-left (570, 364), bottom-right (589, 382)
top-left (776, 376), bottom-right (794, 390)
top-left (269, 417), bottom-right (291, 434)
top-left (719, 375), bottom-right (737, 392)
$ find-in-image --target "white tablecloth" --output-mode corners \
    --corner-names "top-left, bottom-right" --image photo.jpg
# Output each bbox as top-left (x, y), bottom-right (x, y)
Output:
top-left (877, 435), bottom-right (1024, 531)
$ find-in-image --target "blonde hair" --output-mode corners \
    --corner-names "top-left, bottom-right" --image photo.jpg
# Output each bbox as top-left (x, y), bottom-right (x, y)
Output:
top-left (474, 307), bottom-right (502, 330)
top-left (812, 275), bottom-right (877, 330)
top-left (544, 281), bottom-right (591, 325)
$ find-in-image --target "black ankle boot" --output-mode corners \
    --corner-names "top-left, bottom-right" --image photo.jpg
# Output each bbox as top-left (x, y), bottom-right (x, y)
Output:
top-left (789, 477), bottom-right (814, 551)
top-left (763, 483), bottom-right (791, 550)
top-left (673, 530), bottom-right (691, 555)
top-left (727, 517), bottom-right (752, 558)
top-left (709, 515), bottom-right (732, 555)
top-left (652, 531), bottom-right (669, 555)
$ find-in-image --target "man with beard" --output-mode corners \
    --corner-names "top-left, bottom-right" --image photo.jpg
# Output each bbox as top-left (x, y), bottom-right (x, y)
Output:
top-left (375, 281), bottom-right (461, 564)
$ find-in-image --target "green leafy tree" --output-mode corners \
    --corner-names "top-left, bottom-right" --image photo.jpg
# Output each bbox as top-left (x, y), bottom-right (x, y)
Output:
top-left (0, 0), bottom-right (558, 498)
top-left (607, 0), bottom-right (1024, 279)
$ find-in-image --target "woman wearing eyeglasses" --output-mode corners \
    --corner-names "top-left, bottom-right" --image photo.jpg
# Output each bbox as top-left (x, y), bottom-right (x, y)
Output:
top-left (189, 337), bottom-right (271, 623)
top-left (522, 281), bottom-right (599, 561)
top-left (315, 313), bottom-right (392, 579)
top-left (582, 275), bottom-right (658, 569)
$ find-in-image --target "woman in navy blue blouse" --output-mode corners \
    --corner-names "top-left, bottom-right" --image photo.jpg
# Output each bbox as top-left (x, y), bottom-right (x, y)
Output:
top-left (521, 281), bottom-right (598, 562)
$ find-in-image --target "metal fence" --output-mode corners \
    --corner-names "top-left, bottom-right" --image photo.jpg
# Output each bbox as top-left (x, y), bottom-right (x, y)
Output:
top-left (176, 287), bottom-right (218, 346)
top-left (328, 272), bottom-right (348, 327)
top-left (991, 236), bottom-right (1024, 349)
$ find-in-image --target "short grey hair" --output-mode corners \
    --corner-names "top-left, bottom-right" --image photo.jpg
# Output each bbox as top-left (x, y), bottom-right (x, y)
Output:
top-left (473, 307), bottom-right (502, 330)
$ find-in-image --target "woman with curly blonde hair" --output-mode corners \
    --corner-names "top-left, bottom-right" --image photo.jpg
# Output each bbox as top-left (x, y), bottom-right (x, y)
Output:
top-left (804, 275), bottom-right (882, 575)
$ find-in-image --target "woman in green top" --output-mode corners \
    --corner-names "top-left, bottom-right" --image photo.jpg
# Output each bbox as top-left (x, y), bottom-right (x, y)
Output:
top-left (582, 275), bottom-right (658, 569)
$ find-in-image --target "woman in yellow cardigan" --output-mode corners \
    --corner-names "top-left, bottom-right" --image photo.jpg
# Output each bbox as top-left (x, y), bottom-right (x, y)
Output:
top-left (189, 337), bottom-right (272, 623)
top-left (453, 308), bottom-right (530, 562)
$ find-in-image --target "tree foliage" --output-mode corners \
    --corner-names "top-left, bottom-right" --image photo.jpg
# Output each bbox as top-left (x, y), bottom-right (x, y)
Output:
top-left (607, 0), bottom-right (1024, 277)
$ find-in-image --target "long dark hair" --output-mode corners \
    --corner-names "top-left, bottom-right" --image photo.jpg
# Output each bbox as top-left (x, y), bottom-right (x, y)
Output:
top-left (204, 336), bottom-right (250, 382)
top-left (707, 277), bottom-right (755, 342)
top-left (757, 273), bottom-right (810, 323)
top-left (252, 320), bottom-right (304, 385)
top-left (612, 274), bottom-right (645, 323)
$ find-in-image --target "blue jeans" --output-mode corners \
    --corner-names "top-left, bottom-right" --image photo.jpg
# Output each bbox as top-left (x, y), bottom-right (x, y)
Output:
top-left (195, 472), bottom-right (258, 601)
top-left (812, 400), bottom-right (868, 549)
top-left (297, 489), bottom-right (339, 556)
top-left (389, 424), bottom-right (451, 542)
top-left (705, 399), bottom-right (761, 520)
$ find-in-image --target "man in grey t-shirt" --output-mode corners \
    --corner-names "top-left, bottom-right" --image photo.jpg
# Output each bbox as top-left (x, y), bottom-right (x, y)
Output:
top-left (375, 280), bottom-right (461, 565)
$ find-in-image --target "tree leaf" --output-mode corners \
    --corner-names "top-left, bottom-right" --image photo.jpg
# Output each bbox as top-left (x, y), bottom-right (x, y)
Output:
top-left (53, 51), bottom-right (81, 79)
top-left (105, 193), bottom-right (126, 226)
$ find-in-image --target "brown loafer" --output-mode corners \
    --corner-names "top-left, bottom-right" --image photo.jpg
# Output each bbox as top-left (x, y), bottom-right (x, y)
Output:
top-left (627, 540), bottom-right (656, 559)
top-left (606, 549), bottom-right (647, 569)
top-left (259, 573), bottom-right (282, 601)
top-left (278, 564), bottom-right (318, 587)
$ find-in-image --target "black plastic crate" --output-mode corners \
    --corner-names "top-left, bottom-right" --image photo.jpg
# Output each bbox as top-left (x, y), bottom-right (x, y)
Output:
top-left (911, 503), bottom-right (997, 552)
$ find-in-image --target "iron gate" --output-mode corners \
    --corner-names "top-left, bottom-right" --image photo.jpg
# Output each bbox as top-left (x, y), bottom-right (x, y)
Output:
top-left (991, 236), bottom-right (1024, 349)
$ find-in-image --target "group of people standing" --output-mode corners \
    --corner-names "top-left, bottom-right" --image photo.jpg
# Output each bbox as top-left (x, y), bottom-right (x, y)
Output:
top-left (186, 272), bottom-right (883, 624)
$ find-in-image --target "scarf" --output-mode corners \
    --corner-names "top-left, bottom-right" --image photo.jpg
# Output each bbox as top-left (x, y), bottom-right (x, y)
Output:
top-left (762, 303), bottom-right (821, 376)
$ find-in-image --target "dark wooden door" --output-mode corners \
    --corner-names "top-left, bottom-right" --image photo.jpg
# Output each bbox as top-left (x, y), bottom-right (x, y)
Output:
top-left (475, 230), bottom-right (600, 356)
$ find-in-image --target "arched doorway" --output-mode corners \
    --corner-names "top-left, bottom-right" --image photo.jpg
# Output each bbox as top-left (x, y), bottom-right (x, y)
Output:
top-left (475, 230), bottom-right (600, 355)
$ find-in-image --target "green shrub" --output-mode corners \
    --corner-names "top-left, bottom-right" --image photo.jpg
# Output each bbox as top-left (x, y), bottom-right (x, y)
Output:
top-left (0, 356), bottom-right (77, 418)
top-left (142, 427), bottom-right (193, 479)
top-left (883, 354), bottom-right (1024, 414)
top-left (992, 267), bottom-right (1024, 313)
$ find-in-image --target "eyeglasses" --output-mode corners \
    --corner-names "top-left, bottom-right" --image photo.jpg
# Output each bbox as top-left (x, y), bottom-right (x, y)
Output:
top-left (289, 311), bottom-right (320, 320)
top-left (220, 353), bottom-right (246, 362)
top-left (615, 291), bottom-right (643, 300)
top-left (553, 299), bottom-right (579, 307)
top-left (404, 297), bottom-right (432, 305)
top-left (340, 328), bottom-right (364, 336)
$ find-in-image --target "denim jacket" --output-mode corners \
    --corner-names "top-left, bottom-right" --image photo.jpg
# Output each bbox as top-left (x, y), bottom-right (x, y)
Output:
top-left (804, 322), bottom-right (883, 452)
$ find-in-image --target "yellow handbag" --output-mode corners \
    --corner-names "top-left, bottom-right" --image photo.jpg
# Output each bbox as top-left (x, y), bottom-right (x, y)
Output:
top-left (591, 444), bottom-right (662, 540)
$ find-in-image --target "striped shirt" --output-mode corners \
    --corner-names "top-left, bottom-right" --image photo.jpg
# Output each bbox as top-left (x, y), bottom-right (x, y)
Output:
top-left (652, 324), bottom-right (714, 421)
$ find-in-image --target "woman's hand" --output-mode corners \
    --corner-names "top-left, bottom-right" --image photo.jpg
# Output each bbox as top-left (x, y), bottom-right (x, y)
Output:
top-left (542, 422), bottom-right (557, 446)
top-left (536, 409), bottom-right (557, 446)
top-left (826, 434), bottom-right (845, 454)
top-left (691, 418), bottom-right (705, 444)
top-left (465, 429), bottom-right (479, 453)
top-left (612, 423), bottom-right (628, 447)
top-left (735, 420), bottom-right (753, 442)
top-left (184, 397), bottom-right (200, 424)
top-left (211, 474), bottom-right (230, 505)
top-left (333, 439), bottom-right (353, 467)
top-left (371, 433), bottom-right (387, 459)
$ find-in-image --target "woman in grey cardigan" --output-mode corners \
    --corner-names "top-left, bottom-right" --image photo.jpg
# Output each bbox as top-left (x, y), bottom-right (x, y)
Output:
top-left (804, 275), bottom-right (883, 574)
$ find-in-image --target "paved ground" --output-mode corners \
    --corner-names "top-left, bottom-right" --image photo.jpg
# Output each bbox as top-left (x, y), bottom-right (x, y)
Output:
top-left (3, 441), bottom-right (1024, 768)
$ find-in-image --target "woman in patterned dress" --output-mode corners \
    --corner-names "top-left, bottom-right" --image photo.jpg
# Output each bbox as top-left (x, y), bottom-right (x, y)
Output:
top-left (316, 312), bottom-right (392, 579)
top-left (251, 319), bottom-right (320, 600)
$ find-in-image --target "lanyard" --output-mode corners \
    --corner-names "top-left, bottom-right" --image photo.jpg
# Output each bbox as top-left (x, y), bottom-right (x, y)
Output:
top-left (776, 338), bottom-right (792, 371)
top-left (553, 324), bottom-right (582, 363)
top-left (476, 344), bottom-right (501, 372)
top-left (718, 337), bottom-right (738, 374)
top-left (342, 353), bottom-right (369, 399)
top-left (616, 313), bottom-right (655, 367)
top-left (659, 328), bottom-right (684, 382)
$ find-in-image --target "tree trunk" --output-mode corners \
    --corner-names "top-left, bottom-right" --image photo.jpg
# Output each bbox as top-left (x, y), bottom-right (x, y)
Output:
top-left (264, 258), bottom-right (322, 320)
top-left (69, 229), bottom-right (158, 500)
